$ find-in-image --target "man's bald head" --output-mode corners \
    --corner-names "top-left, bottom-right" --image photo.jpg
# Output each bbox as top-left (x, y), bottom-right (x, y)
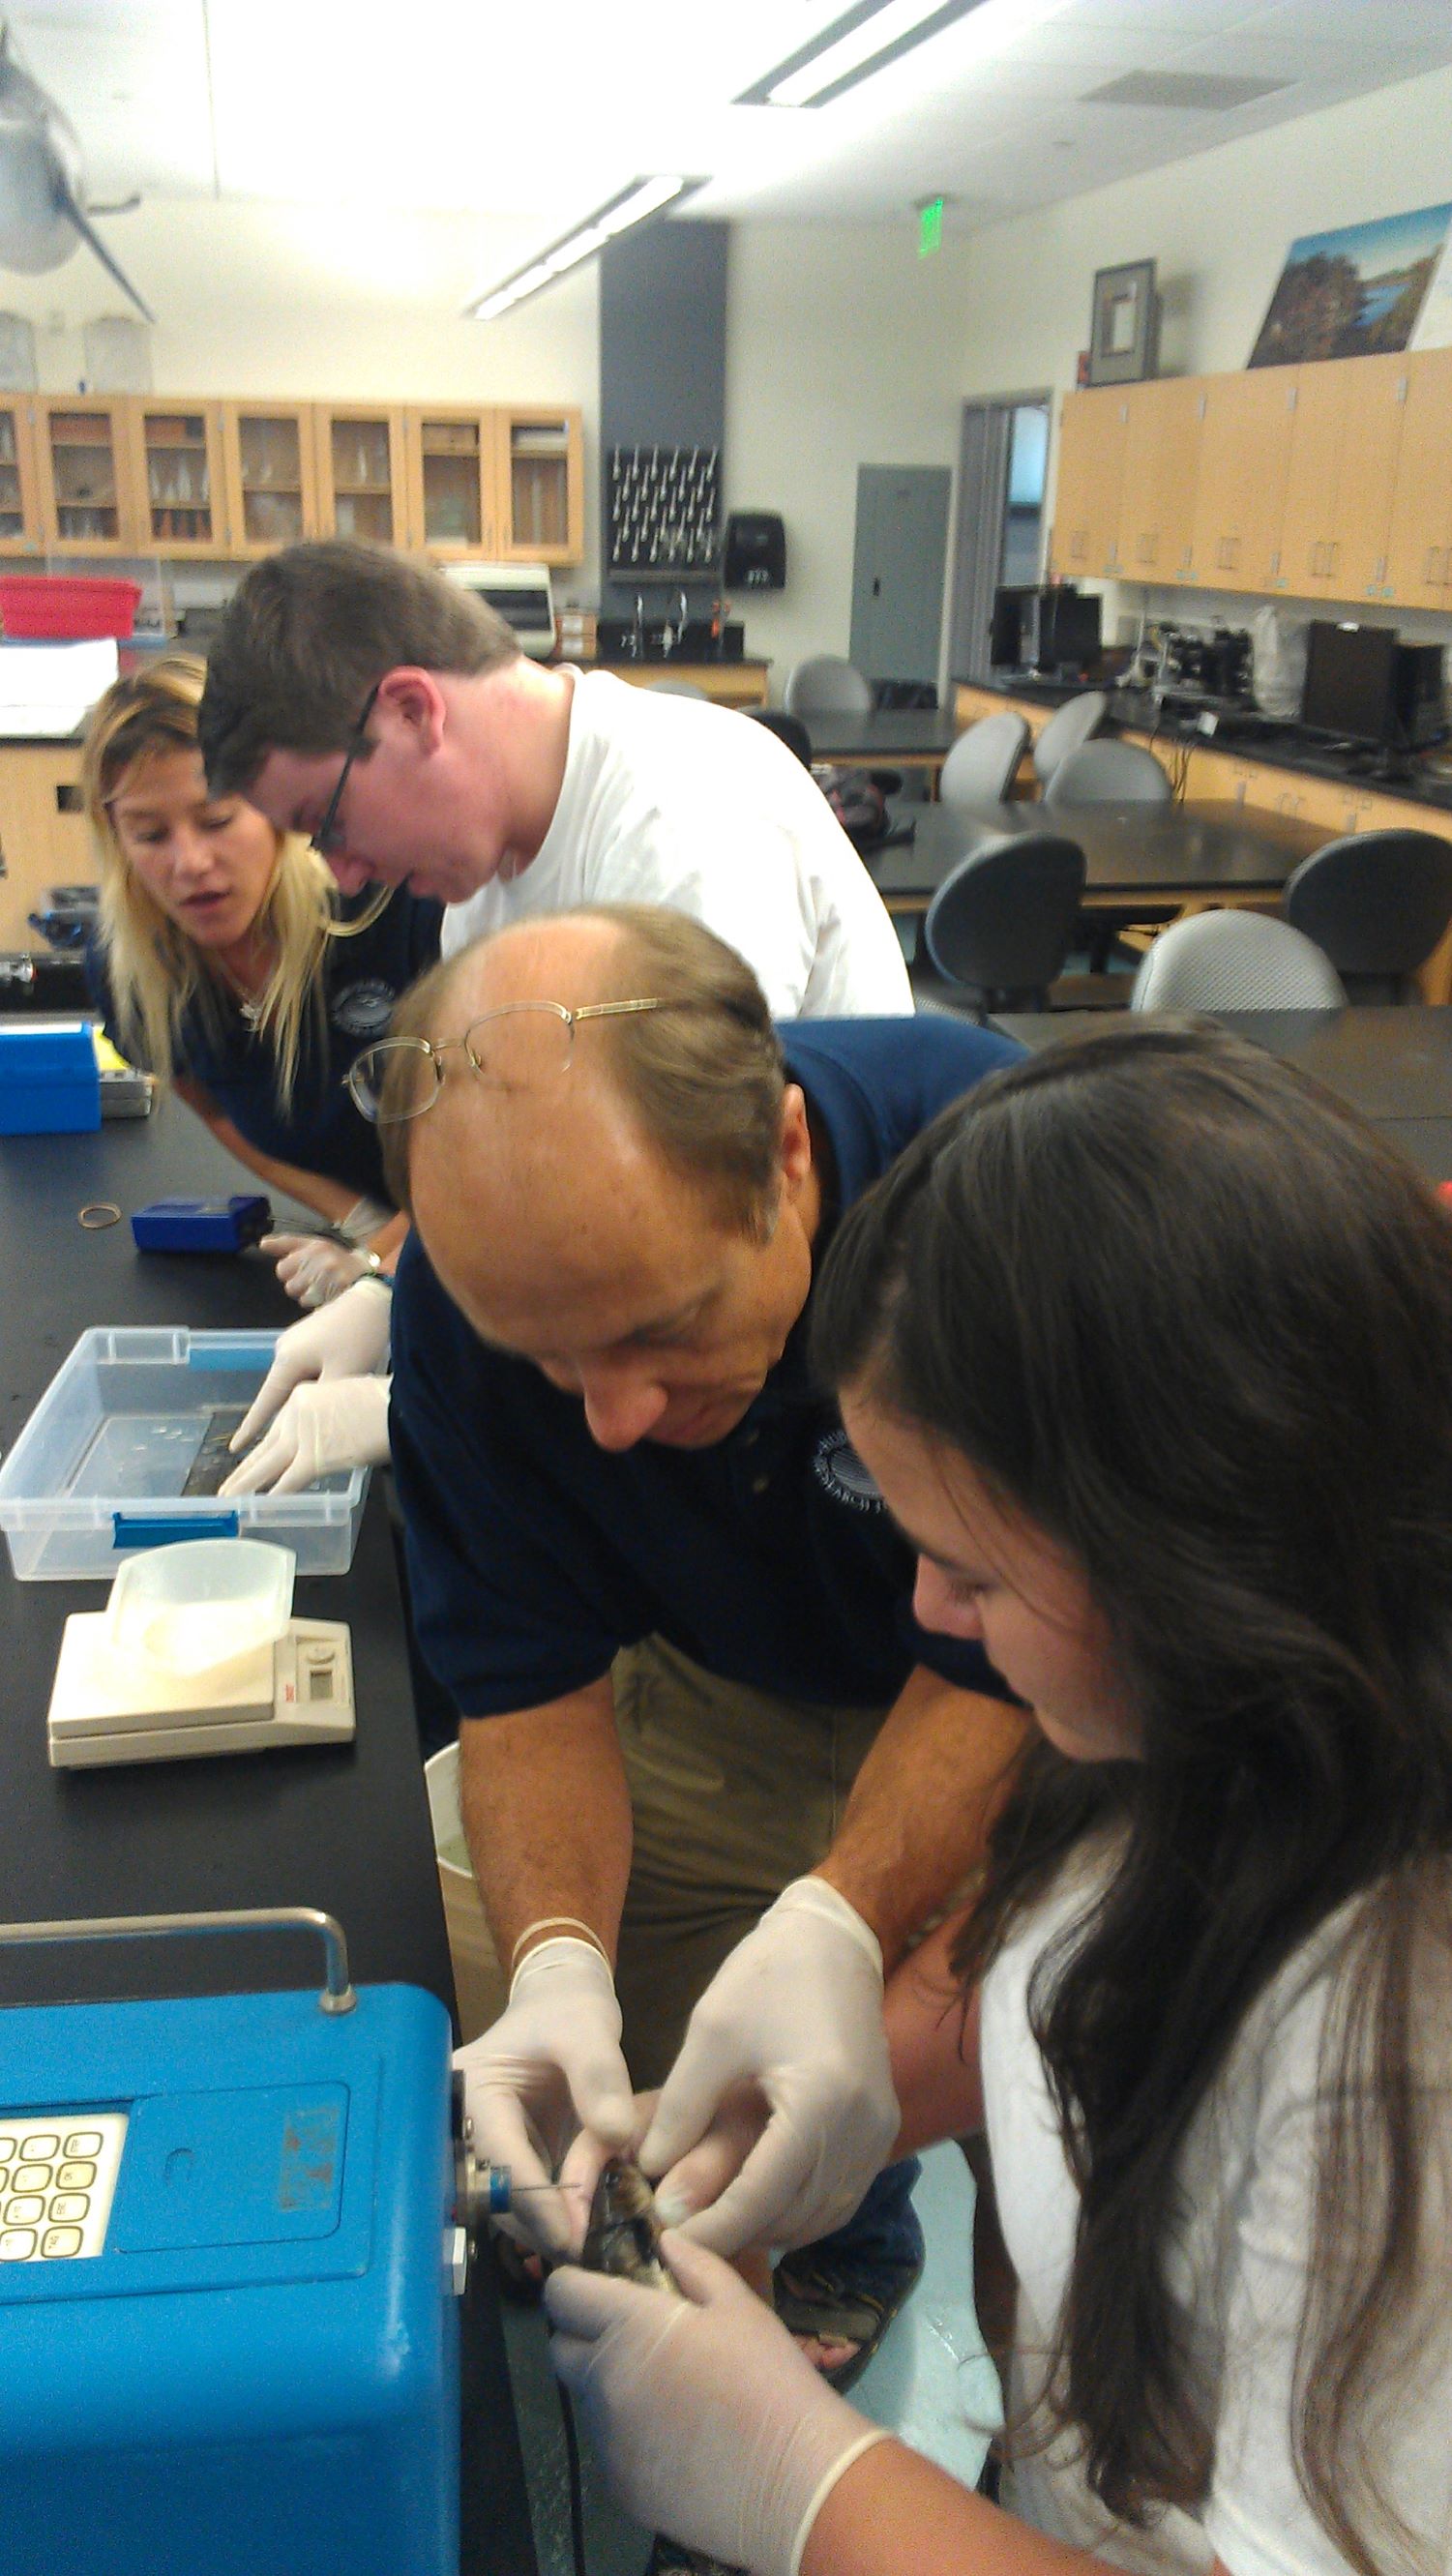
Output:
top-left (384, 903), bottom-right (786, 1240)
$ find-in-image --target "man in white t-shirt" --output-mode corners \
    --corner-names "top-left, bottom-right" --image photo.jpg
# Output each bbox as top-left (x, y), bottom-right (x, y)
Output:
top-left (197, 539), bottom-right (911, 1020)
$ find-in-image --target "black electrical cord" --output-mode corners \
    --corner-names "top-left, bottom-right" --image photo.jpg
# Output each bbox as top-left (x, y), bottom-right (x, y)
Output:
top-left (557, 2381), bottom-right (590, 2576)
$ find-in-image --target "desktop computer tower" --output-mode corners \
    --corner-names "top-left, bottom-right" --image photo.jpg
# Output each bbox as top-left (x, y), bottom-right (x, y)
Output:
top-left (1392, 642), bottom-right (1445, 749)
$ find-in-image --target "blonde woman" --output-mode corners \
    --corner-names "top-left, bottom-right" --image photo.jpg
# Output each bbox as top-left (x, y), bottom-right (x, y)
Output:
top-left (82, 654), bottom-right (441, 1301)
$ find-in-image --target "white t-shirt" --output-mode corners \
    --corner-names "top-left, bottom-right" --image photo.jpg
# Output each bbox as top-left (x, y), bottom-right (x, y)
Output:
top-left (980, 1857), bottom-right (1452, 2576)
top-left (440, 671), bottom-right (912, 1018)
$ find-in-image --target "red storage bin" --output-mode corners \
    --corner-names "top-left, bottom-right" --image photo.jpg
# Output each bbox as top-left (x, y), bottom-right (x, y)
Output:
top-left (0, 576), bottom-right (141, 639)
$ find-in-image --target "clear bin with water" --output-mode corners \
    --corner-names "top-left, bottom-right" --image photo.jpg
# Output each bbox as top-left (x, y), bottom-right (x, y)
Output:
top-left (0, 1327), bottom-right (370, 1580)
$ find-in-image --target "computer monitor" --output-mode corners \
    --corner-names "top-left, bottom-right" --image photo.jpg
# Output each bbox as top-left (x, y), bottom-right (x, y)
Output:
top-left (1300, 621), bottom-right (1399, 750)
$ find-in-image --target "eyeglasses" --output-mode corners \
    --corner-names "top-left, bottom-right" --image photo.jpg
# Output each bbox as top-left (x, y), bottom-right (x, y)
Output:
top-left (310, 680), bottom-right (381, 859)
top-left (346, 997), bottom-right (671, 1123)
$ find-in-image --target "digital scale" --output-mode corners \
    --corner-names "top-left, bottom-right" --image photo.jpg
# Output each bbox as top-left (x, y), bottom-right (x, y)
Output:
top-left (0, 1906), bottom-right (510, 2573)
top-left (47, 1611), bottom-right (354, 1765)
top-left (44, 1537), bottom-right (355, 1767)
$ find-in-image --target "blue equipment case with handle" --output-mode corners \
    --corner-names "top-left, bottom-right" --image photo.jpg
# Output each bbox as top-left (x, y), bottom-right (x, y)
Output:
top-left (0, 1910), bottom-right (463, 2574)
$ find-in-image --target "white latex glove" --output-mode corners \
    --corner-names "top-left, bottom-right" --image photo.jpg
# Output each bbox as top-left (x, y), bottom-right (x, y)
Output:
top-left (639, 1878), bottom-right (899, 2258)
top-left (455, 1938), bottom-right (637, 2259)
top-left (262, 1231), bottom-right (375, 1308)
top-left (337, 1196), bottom-right (394, 1247)
top-left (230, 1278), bottom-right (393, 1453)
top-left (220, 1375), bottom-right (391, 1495)
top-left (547, 2231), bottom-right (890, 2576)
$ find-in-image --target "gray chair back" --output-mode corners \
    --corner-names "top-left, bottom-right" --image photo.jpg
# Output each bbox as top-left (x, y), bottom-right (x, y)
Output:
top-left (1284, 828), bottom-right (1452, 1002)
top-left (647, 676), bottom-right (708, 697)
top-left (1030, 690), bottom-right (1108, 785)
top-left (938, 712), bottom-right (1030, 809)
top-left (1046, 739), bottom-right (1172, 806)
top-left (1131, 909), bottom-right (1347, 1012)
top-left (922, 831), bottom-right (1087, 1014)
top-left (784, 655), bottom-right (875, 717)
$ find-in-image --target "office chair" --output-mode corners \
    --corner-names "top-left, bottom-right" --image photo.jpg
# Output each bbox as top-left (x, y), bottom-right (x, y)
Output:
top-left (783, 655), bottom-right (875, 717)
top-left (1131, 908), bottom-right (1347, 1013)
top-left (647, 676), bottom-right (708, 697)
top-left (913, 831), bottom-right (1087, 1019)
top-left (937, 712), bottom-right (1030, 810)
top-left (1045, 739), bottom-right (1172, 806)
top-left (1284, 829), bottom-right (1452, 1003)
top-left (747, 707), bottom-right (815, 767)
top-left (1030, 690), bottom-right (1109, 786)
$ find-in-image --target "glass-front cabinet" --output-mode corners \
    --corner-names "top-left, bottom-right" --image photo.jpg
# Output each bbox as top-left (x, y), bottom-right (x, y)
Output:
top-left (35, 399), bottom-right (137, 552)
top-left (404, 409), bottom-right (496, 558)
top-left (314, 407), bottom-right (409, 548)
top-left (0, 402), bottom-right (40, 551)
top-left (496, 407), bottom-right (583, 563)
top-left (221, 403), bottom-right (317, 555)
top-left (131, 401), bottom-right (230, 556)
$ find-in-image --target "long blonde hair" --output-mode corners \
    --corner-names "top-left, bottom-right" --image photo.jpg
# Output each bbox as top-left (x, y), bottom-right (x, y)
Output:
top-left (83, 652), bottom-right (385, 1110)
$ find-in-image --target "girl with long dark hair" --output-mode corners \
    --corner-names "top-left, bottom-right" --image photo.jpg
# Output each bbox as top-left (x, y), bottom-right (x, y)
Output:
top-left (548, 1022), bottom-right (1452, 2576)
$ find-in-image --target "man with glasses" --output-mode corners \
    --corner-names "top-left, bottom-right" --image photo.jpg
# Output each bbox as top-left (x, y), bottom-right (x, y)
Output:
top-left (370, 902), bottom-right (1025, 2399)
top-left (201, 536), bottom-right (911, 1484)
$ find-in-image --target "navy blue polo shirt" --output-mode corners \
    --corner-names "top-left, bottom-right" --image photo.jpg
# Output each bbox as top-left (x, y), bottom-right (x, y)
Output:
top-left (390, 1015), bottom-right (1023, 1720)
top-left (86, 891), bottom-right (441, 1205)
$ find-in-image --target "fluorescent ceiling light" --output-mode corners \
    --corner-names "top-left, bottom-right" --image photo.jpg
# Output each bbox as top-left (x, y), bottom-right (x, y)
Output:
top-left (464, 175), bottom-right (703, 321)
top-left (737, 0), bottom-right (988, 111)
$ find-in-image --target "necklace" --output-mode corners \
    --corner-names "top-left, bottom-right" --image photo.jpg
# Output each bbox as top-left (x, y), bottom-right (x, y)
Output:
top-left (212, 939), bottom-right (275, 1031)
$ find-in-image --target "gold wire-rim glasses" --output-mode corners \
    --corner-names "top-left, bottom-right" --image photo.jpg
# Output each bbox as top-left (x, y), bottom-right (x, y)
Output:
top-left (345, 997), bottom-right (670, 1123)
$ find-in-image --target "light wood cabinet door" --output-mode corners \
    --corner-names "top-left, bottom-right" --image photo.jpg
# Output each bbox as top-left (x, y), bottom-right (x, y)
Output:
top-left (494, 406), bottom-right (583, 563)
top-left (1274, 363), bottom-right (1355, 598)
top-left (130, 400), bottom-right (231, 556)
top-left (1048, 388), bottom-right (1128, 579)
top-left (34, 398), bottom-right (141, 553)
top-left (0, 401), bottom-right (40, 552)
top-left (0, 743), bottom-right (91, 947)
top-left (1188, 370), bottom-right (1297, 592)
top-left (220, 403), bottom-right (318, 556)
top-left (1382, 345), bottom-right (1452, 610)
top-left (1330, 353), bottom-right (1410, 602)
top-left (403, 408), bottom-right (498, 559)
top-left (315, 407), bottom-right (410, 549)
top-left (1116, 376), bottom-right (1206, 583)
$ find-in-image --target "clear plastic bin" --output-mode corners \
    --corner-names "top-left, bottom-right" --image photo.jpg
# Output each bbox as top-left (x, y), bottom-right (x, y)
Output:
top-left (0, 1328), bottom-right (370, 1580)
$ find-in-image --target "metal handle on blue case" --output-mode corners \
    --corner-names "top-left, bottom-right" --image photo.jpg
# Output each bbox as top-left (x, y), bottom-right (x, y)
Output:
top-left (0, 1906), bottom-right (356, 2013)
top-left (112, 1511), bottom-right (240, 1547)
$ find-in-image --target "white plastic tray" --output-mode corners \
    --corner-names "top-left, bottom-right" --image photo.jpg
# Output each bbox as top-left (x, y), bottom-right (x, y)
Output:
top-left (0, 1328), bottom-right (370, 1580)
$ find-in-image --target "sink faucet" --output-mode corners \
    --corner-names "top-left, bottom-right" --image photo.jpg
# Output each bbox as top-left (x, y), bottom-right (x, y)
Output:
top-left (677, 588), bottom-right (690, 641)
top-left (632, 592), bottom-right (645, 661)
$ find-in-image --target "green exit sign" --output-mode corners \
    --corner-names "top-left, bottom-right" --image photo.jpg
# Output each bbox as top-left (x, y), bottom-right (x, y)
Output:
top-left (918, 197), bottom-right (944, 257)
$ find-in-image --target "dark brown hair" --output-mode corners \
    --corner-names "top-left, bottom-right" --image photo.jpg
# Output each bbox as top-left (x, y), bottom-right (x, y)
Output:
top-left (197, 539), bottom-right (519, 793)
top-left (813, 1021), bottom-right (1452, 2575)
top-left (383, 904), bottom-right (786, 1233)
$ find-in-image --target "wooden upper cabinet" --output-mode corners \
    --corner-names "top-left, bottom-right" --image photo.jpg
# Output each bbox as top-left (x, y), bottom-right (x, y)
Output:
top-left (1048, 388), bottom-right (1129, 579)
top-left (130, 400), bottom-right (230, 556)
top-left (1274, 362), bottom-right (1363, 599)
top-left (221, 403), bottom-right (318, 556)
top-left (1188, 370), bottom-right (1296, 592)
top-left (1382, 345), bottom-right (1452, 610)
top-left (495, 406), bottom-right (583, 563)
top-left (34, 398), bottom-right (139, 552)
top-left (1116, 376), bottom-right (1206, 582)
top-left (0, 400), bottom-right (40, 553)
top-left (315, 406), bottom-right (410, 549)
top-left (1326, 353), bottom-right (1411, 601)
top-left (404, 408), bottom-right (497, 559)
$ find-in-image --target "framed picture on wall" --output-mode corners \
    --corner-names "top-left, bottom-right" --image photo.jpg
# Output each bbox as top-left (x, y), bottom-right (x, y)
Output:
top-left (1087, 260), bottom-right (1159, 386)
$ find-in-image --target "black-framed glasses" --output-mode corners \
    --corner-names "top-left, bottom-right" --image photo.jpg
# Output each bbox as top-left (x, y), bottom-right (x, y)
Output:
top-left (346, 997), bottom-right (670, 1123)
top-left (310, 680), bottom-right (381, 859)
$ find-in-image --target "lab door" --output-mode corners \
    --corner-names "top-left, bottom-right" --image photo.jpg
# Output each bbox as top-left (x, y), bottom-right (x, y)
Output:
top-left (849, 464), bottom-right (952, 686)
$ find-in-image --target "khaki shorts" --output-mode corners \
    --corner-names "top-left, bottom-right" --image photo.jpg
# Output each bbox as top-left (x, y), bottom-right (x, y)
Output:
top-left (443, 1634), bottom-right (889, 2086)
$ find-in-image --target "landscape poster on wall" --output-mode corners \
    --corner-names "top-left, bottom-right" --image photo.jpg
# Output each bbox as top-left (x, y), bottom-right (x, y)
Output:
top-left (1248, 202), bottom-right (1452, 368)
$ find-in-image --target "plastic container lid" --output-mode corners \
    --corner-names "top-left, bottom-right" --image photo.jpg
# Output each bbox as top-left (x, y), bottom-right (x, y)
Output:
top-left (106, 1537), bottom-right (295, 1677)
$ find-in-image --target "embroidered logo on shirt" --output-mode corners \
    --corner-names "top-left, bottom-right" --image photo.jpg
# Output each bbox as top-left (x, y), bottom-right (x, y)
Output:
top-left (331, 977), bottom-right (398, 1038)
top-left (812, 1429), bottom-right (883, 1514)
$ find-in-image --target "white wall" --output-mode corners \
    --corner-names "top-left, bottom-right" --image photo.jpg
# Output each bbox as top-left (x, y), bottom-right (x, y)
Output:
top-left (726, 59), bottom-right (1452, 690)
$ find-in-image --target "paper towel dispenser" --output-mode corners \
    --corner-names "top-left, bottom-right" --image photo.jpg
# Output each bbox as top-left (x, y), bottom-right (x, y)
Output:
top-left (723, 512), bottom-right (785, 591)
